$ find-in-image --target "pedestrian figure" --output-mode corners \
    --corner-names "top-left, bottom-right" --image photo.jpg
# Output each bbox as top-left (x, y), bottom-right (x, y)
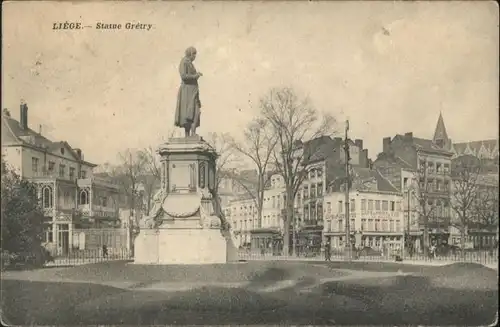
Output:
top-left (429, 244), bottom-right (436, 260)
top-left (325, 240), bottom-right (331, 261)
top-left (102, 244), bottom-right (108, 258)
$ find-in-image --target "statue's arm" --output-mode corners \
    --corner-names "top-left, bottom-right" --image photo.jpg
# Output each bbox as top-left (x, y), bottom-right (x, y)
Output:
top-left (179, 61), bottom-right (200, 82)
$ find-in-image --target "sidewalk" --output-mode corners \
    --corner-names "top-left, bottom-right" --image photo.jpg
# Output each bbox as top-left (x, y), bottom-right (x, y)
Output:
top-left (239, 254), bottom-right (499, 269)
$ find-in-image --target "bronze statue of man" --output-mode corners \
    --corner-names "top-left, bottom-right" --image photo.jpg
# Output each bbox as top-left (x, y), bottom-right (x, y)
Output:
top-left (175, 46), bottom-right (203, 137)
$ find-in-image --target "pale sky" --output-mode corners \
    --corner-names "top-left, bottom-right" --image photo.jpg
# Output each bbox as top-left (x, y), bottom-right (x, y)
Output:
top-left (2, 1), bottom-right (499, 165)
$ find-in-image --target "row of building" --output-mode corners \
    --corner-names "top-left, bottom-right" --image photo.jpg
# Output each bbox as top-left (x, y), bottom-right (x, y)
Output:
top-left (221, 113), bottom-right (499, 253)
top-left (2, 101), bottom-right (498, 255)
top-left (2, 103), bottom-right (128, 256)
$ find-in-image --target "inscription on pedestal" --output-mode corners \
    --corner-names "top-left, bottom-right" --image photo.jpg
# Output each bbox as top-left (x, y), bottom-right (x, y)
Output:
top-left (170, 163), bottom-right (197, 193)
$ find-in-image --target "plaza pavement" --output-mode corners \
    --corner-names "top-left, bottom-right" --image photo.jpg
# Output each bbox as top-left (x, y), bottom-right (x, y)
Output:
top-left (2, 260), bottom-right (498, 325)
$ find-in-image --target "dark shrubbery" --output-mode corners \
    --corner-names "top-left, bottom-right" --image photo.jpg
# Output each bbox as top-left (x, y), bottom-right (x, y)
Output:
top-left (1, 157), bottom-right (47, 269)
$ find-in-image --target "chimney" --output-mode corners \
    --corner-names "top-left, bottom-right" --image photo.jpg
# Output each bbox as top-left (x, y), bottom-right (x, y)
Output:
top-left (20, 100), bottom-right (28, 130)
top-left (404, 132), bottom-right (413, 141)
top-left (3, 108), bottom-right (10, 117)
top-left (354, 139), bottom-right (363, 149)
top-left (362, 149), bottom-right (369, 168)
top-left (75, 148), bottom-right (82, 159)
top-left (39, 124), bottom-right (42, 135)
top-left (383, 137), bottom-right (391, 153)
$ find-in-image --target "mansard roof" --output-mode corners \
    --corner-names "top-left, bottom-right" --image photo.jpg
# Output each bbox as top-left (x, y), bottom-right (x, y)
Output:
top-left (1, 111), bottom-right (96, 167)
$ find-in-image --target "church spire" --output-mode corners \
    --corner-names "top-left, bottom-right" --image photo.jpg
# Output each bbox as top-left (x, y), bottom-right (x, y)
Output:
top-left (433, 112), bottom-right (449, 148)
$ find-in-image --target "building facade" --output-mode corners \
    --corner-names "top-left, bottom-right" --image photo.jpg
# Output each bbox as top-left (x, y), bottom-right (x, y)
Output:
top-left (324, 166), bottom-right (405, 252)
top-left (374, 128), bottom-right (453, 248)
top-left (324, 190), bottom-right (404, 251)
top-left (224, 194), bottom-right (258, 247)
top-left (2, 104), bottom-right (120, 255)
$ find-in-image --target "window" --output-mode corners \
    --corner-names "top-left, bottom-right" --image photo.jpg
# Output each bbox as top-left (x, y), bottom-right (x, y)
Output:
top-left (59, 164), bottom-right (66, 178)
top-left (69, 167), bottom-right (75, 180)
top-left (80, 170), bottom-right (87, 179)
top-left (317, 183), bottom-right (323, 196)
top-left (375, 219), bottom-right (380, 231)
top-left (338, 201), bottom-right (343, 213)
top-left (272, 196), bottom-right (276, 208)
top-left (317, 203), bottom-right (323, 219)
top-left (326, 202), bottom-right (331, 214)
top-left (396, 220), bottom-right (401, 232)
top-left (48, 161), bottom-right (55, 172)
top-left (303, 186), bottom-right (309, 199)
top-left (368, 200), bottom-right (374, 211)
top-left (390, 220), bottom-right (395, 232)
top-left (382, 220), bottom-right (388, 231)
top-left (317, 168), bottom-right (323, 178)
top-left (32, 157), bottom-right (39, 173)
top-left (303, 204), bottom-right (310, 220)
top-left (368, 219), bottom-right (374, 231)
top-left (79, 190), bottom-right (89, 205)
top-left (311, 184), bottom-right (317, 198)
top-left (350, 199), bottom-right (355, 212)
top-left (42, 186), bottom-right (53, 208)
top-left (351, 219), bottom-right (355, 230)
top-left (338, 219), bottom-right (344, 231)
top-left (375, 200), bottom-right (381, 211)
top-left (101, 197), bottom-right (108, 207)
top-left (390, 201), bottom-right (395, 211)
top-left (43, 224), bottom-right (53, 243)
top-left (361, 219), bottom-right (366, 231)
top-left (382, 200), bottom-right (388, 211)
top-left (361, 199), bottom-right (367, 212)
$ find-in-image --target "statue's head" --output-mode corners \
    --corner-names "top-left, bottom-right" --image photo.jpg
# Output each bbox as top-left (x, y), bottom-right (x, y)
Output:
top-left (185, 46), bottom-right (197, 61)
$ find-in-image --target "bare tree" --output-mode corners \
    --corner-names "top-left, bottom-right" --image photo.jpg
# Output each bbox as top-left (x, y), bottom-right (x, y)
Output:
top-left (228, 118), bottom-right (278, 228)
top-left (411, 159), bottom-right (439, 257)
top-left (204, 132), bottom-right (237, 193)
top-left (137, 146), bottom-right (161, 216)
top-left (261, 87), bottom-right (337, 255)
top-left (111, 149), bottom-right (148, 226)
top-left (450, 156), bottom-right (481, 256)
top-left (473, 181), bottom-right (499, 235)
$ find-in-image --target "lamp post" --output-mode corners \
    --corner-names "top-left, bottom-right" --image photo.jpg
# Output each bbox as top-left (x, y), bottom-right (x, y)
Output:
top-left (344, 120), bottom-right (351, 262)
top-left (405, 187), bottom-right (414, 258)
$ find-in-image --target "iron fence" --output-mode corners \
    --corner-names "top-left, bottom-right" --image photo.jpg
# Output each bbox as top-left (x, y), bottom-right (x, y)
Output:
top-left (43, 228), bottom-right (132, 266)
top-left (237, 249), bottom-right (499, 265)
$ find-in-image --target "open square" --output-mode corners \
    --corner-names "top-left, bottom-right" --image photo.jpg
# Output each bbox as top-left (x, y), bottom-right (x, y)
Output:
top-left (2, 260), bottom-right (498, 325)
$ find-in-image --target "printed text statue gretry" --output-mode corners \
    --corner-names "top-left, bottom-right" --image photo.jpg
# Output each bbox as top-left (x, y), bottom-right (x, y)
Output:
top-left (175, 46), bottom-right (203, 137)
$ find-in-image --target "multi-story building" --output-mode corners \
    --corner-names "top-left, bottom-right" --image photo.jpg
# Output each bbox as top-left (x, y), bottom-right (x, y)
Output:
top-left (1, 103), bottom-right (120, 255)
top-left (294, 136), bottom-right (370, 250)
top-left (223, 135), bottom-right (371, 253)
top-left (224, 193), bottom-right (259, 247)
top-left (324, 167), bottom-right (404, 252)
top-left (247, 173), bottom-right (286, 252)
top-left (374, 117), bottom-right (454, 248)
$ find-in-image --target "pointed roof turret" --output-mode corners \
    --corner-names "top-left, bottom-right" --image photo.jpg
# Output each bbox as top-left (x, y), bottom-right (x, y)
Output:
top-left (433, 112), bottom-right (450, 148)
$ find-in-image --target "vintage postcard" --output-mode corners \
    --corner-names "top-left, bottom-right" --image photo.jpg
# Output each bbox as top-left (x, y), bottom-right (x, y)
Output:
top-left (1, 0), bottom-right (498, 325)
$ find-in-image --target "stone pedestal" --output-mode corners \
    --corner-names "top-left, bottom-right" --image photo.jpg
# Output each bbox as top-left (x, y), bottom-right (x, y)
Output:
top-left (133, 136), bottom-right (238, 265)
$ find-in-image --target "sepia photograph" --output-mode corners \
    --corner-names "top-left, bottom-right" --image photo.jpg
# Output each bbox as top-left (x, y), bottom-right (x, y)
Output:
top-left (1, 0), bottom-right (499, 325)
